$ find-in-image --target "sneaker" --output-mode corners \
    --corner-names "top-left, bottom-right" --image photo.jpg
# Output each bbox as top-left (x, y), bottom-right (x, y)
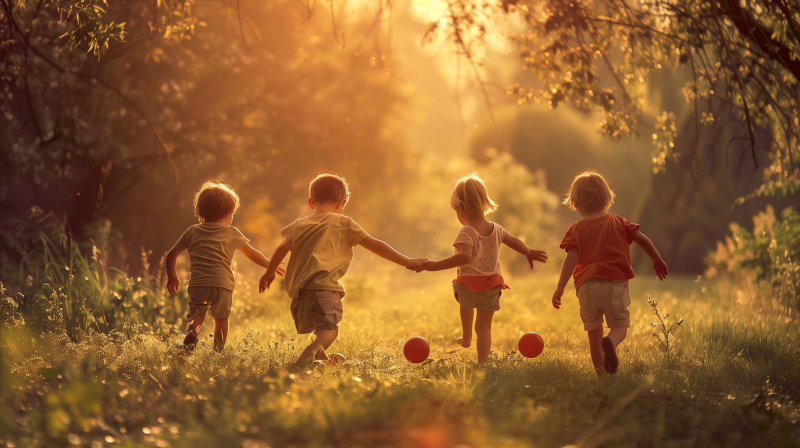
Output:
top-left (601, 337), bottom-right (618, 374)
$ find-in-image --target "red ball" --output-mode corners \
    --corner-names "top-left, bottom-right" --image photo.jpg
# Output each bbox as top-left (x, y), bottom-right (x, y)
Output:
top-left (327, 353), bottom-right (347, 365)
top-left (403, 336), bottom-right (430, 363)
top-left (518, 332), bottom-right (544, 358)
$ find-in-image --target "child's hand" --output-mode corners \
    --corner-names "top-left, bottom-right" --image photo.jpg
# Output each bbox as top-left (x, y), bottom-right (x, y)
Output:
top-left (259, 271), bottom-right (276, 293)
top-left (527, 248), bottom-right (548, 269)
top-left (654, 259), bottom-right (669, 281)
top-left (406, 258), bottom-right (428, 272)
top-left (167, 277), bottom-right (180, 294)
top-left (552, 286), bottom-right (564, 309)
top-left (415, 258), bottom-right (432, 273)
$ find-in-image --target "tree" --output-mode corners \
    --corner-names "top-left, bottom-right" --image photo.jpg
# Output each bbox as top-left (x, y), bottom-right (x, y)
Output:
top-left (425, 0), bottom-right (800, 199)
top-left (1, 0), bottom-right (405, 260)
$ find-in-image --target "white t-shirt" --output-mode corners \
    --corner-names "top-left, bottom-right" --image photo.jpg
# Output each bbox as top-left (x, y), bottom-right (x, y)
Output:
top-left (452, 223), bottom-right (507, 276)
top-left (281, 213), bottom-right (368, 300)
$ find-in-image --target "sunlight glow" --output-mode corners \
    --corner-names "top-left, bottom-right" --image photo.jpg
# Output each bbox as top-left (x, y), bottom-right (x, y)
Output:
top-left (413, 0), bottom-right (448, 22)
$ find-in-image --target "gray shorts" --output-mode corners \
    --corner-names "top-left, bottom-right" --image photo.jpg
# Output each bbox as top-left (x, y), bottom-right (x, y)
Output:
top-left (186, 287), bottom-right (233, 320)
top-left (576, 278), bottom-right (631, 330)
top-left (453, 282), bottom-right (503, 312)
top-left (291, 289), bottom-right (344, 334)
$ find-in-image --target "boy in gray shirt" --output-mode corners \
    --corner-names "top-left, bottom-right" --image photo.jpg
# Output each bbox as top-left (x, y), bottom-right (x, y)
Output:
top-left (166, 181), bottom-right (282, 351)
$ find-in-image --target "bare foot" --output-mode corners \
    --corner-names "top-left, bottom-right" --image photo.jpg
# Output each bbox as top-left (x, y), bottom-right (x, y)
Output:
top-left (601, 337), bottom-right (618, 374)
top-left (457, 337), bottom-right (471, 348)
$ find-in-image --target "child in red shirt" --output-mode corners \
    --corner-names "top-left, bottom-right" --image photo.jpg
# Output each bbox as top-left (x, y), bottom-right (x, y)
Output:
top-left (552, 171), bottom-right (668, 375)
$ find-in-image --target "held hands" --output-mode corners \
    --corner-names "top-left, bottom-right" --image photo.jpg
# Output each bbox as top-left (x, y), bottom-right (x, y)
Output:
top-left (406, 258), bottom-right (430, 273)
top-left (654, 259), bottom-right (669, 281)
top-left (167, 277), bottom-right (180, 294)
top-left (552, 286), bottom-right (564, 310)
top-left (527, 248), bottom-right (548, 269)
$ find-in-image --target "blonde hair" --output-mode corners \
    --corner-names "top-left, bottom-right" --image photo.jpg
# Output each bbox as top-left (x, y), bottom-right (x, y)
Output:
top-left (450, 173), bottom-right (498, 215)
top-left (309, 173), bottom-right (351, 205)
top-left (563, 171), bottom-right (615, 213)
top-left (194, 180), bottom-right (240, 222)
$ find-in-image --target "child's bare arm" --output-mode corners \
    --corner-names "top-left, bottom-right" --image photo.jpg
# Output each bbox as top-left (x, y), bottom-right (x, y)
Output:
top-left (501, 232), bottom-right (548, 269)
top-left (417, 244), bottom-right (473, 272)
top-left (259, 239), bottom-right (292, 293)
top-left (240, 243), bottom-right (271, 269)
top-left (165, 246), bottom-right (184, 294)
top-left (552, 248), bottom-right (578, 309)
top-left (630, 231), bottom-right (669, 280)
top-left (358, 236), bottom-right (424, 269)
top-left (241, 243), bottom-right (286, 274)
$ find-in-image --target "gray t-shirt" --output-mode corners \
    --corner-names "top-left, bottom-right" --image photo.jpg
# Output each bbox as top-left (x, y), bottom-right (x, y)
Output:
top-left (174, 222), bottom-right (249, 290)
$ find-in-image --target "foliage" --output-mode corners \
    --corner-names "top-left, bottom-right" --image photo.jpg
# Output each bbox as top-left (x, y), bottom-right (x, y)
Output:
top-left (1, 0), bottom-right (407, 256)
top-left (648, 295), bottom-right (684, 354)
top-left (1, 207), bottom-right (184, 341)
top-left (1, 273), bottom-right (799, 447)
top-left (707, 204), bottom-right (800, 313)
top-left (57, 0), bottom-right (126, 56)
top-left (427, 0), bottom-right (800, 198)
top-left (358, 151), bottom-right (559, 267)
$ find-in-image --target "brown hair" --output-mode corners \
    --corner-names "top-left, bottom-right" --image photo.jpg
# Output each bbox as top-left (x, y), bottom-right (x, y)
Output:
top-left (309, 173), bottom-right (351, 205)
top-left (563, 171), bottom-right (615, 213)
top-left (450, 173), bottom-right (498, 215)
top-left (194, 180), bottom-right (240, 222)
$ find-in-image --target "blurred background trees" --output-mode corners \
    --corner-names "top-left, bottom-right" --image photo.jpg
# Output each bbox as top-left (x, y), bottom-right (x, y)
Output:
top-left (1, 0), bottom-right (411, 271)
top-left (429, 0), bottom-right (800, 273)
top-left (2, 0), bottom-right (800, 285)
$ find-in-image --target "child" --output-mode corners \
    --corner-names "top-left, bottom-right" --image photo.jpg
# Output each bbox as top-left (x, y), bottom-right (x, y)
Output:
top-left (166, 180), bottom-right (281, 352)
top-left (259, 174), bottom-right (425, 363)
top-left (551, 171), bottom-right (668, 375)
top-left (413, 174), bottom-right (548, 362)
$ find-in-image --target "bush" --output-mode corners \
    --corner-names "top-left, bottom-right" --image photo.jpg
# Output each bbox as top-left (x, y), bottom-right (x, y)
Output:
top-left (2, 208), bottom-right (184, 341)
top-left (707, 205), bottom-right (800, 314)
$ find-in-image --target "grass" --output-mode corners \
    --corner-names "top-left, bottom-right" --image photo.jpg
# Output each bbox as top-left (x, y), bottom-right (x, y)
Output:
top-left (2, 264), bottom-right (800, 448)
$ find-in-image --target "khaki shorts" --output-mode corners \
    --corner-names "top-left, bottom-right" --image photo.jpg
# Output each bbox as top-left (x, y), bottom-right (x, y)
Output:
top-left (453, 282), bottom-right (503, 312)
top-left (186, 287), bottom-right (233, 320)
top-left (291, 289), bottom-right (343, 334)
top-left (576, 278), bottom-right (631, 330)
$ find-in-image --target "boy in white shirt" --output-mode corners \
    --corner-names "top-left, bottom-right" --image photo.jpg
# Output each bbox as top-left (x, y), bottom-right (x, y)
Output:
top-left (260, 174), bottom-right (425, 363)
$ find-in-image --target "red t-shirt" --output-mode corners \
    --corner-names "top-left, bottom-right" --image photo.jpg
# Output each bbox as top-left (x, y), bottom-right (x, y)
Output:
top-left (559, 213), bottom-right (640, 290)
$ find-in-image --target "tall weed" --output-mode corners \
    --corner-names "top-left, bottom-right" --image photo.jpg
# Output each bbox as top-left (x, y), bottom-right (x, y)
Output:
top-left (2, 208), bottom-right (183, 341)
top-left (707, 205), bottom-right (800, 315)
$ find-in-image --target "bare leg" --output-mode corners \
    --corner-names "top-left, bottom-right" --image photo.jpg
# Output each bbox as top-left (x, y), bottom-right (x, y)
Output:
top-left (188, 313), bottom-right (206, 333)
top-left (601, 326), bottom-right (627, 374)
top-left (457, 307), bottom-right (474, 348)
top-left (607, 327), bottom-right (627, 346)
top-left (474, 310), bottom-right (494, 363)
top-left (296, 328), bottom-right (339, 362)
top-left (587, 325), bottom-right (606, 377)
top-left (212, 317), bottom-right (228, 352)
top-left (184, 313), bottom-right (206, 346)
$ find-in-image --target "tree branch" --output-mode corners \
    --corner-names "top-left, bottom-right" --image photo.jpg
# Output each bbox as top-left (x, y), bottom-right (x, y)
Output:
top-left (720, 0), bottom-right (800, 82)
top-left (236, 0), bottom-right (250, 52)
top-left (2, 0), bottom-right (181, 205)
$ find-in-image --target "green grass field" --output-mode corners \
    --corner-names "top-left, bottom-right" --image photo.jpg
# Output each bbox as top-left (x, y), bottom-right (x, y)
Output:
top-left (2, 268), bottom-right (800, 448)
